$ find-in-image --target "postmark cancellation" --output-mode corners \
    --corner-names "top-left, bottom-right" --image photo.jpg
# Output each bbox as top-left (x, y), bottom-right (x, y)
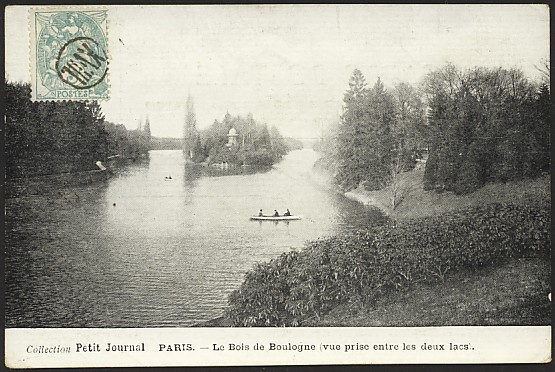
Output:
top-left (30, 8), bottom-right (109, 101)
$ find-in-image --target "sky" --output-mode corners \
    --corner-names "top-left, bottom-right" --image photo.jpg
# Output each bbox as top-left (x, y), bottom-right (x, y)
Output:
top-left (5, 5), bottom-right (550, 139)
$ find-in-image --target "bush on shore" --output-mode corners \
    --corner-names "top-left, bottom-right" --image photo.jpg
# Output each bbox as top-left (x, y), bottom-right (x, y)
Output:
top-left (225, 203), bottom-right (550, 326)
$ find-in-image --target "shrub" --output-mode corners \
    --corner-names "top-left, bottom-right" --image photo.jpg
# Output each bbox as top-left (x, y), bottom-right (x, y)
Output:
top-left (242, 148), bottom-right (276, 166)
top-left (225, 203), bottom-right (550, 326)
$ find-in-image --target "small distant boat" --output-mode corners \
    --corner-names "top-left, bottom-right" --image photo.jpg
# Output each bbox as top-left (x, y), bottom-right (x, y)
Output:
top-left (250, 215), bottom-right (302, 221)
top-left (164, 176), bottom-right (173, 181)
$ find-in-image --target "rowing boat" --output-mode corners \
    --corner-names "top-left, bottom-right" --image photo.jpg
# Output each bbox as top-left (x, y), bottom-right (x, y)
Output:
top-left (250, 215), bottom-right (302, 221)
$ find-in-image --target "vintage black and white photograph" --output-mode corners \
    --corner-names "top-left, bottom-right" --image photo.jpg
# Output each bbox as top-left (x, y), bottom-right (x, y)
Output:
top-left (4, 3), bottom-right (551, 367)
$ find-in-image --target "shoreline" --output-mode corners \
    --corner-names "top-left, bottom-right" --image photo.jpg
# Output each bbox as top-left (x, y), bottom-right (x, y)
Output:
top-left (341, 168), bottom-right (550, 221)
top-left (196, 166), bottom-right (550, 327)
top-left (308, 167), bottom-right (392, 215)
top-left (5, 169), bottom-right (110, 198)
top-left (309, 165), bottom-right (394, 217)
top-left (198, 165), bottom-right (394, 328)
top-left (193, 316), bottom-right (230, 327)
top-left (344, 188), bottom-right (392, 216)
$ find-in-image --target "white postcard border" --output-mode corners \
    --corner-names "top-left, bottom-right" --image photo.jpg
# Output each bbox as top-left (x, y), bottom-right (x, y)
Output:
top-left (5, 326), bottom-right (552, 368)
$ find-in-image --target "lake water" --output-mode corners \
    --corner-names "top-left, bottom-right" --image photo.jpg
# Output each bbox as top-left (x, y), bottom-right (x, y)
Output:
top-left (5, 149), bottom-right (386, 327)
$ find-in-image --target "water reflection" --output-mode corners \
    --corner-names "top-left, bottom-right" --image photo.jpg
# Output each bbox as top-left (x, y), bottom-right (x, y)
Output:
top-left (5, 149), bottom-right (386, 327)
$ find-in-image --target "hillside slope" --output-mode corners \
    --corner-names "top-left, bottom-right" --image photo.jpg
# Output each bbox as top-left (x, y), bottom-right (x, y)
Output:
top-left (345, 168), bottom-right (550, 220)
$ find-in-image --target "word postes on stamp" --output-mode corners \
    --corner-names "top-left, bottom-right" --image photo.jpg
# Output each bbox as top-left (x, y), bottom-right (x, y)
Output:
top-left (30, 9), bottom-right (109, 101)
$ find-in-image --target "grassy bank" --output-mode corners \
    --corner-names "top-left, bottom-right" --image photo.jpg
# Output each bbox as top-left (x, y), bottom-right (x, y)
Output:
top-left (345, 167), bottom-right (550, 220)
top-left (223, 202), bottom-right (549, 326)
top-left (201, 168), bottom-right (550, 327)
top-left (304, 257), bottom-right (550, 327)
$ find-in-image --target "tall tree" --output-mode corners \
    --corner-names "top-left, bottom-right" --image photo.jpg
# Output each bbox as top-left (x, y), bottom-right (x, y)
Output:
top-left (386, 82), bottom-right (427, 208)
top-left (336, 71), bottom-right (399, 191)
top-left (191, 134), bottom-right (204, 163)
top-left (422, 64), bottom-right (548, 194)
top-left (183, 95), bottom-right (200, 162)
top-left (393, 82), bottom-right (427, 156)
top-left (254, 124), bottom-right (271, 150)
top-left (422, 64), bottom-right (464, 191)
top-left (532, 83), bottom-right (551, 174)
top-left (270, 125), bottom-right (288, 159)
top-left (144, 116), bottom-right (151, 140)
top-left (336, 69), bottom-right (369, 190)
top-left (245, 113), bottom-right (255, 146)
top-left (360, 77), bottom-right (396, 190)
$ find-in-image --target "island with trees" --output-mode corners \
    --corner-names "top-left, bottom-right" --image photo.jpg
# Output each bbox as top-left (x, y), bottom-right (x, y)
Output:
top-left (5, 81), bottom-right (302, 195)
top-left (182, 95), bottom-right (302, 170)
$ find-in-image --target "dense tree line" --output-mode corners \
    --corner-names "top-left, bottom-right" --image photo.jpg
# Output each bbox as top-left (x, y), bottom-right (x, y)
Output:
top-left (334, 69), bottom-right (427, 193)
top-left (150, 137), bottom-right (183, 150)
top-left (5, 81), bottom-right (150, 178)
top-left (104, 120), bottom-right (150, 160)
top-left (328, 63), bottom-right (549, 196)
top-left (422, 64), bottom-right (550, 194)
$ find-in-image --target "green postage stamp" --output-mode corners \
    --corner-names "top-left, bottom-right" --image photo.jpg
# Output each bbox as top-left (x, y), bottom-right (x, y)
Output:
top-left (30, 8), bottom-right (109, 101)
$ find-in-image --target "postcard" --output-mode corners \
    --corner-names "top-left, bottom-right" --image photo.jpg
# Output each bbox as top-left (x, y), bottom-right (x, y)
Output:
top-left (4, 4), bottom-right (551, 368)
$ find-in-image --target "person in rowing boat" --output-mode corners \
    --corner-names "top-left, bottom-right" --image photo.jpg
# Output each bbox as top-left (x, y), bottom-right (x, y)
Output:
top-left (273, 209), bottom-right (280, 217)
top-left (258, 209), bottom-right (264, 217)
top-left (284, 209), bottom-right (291, 216)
